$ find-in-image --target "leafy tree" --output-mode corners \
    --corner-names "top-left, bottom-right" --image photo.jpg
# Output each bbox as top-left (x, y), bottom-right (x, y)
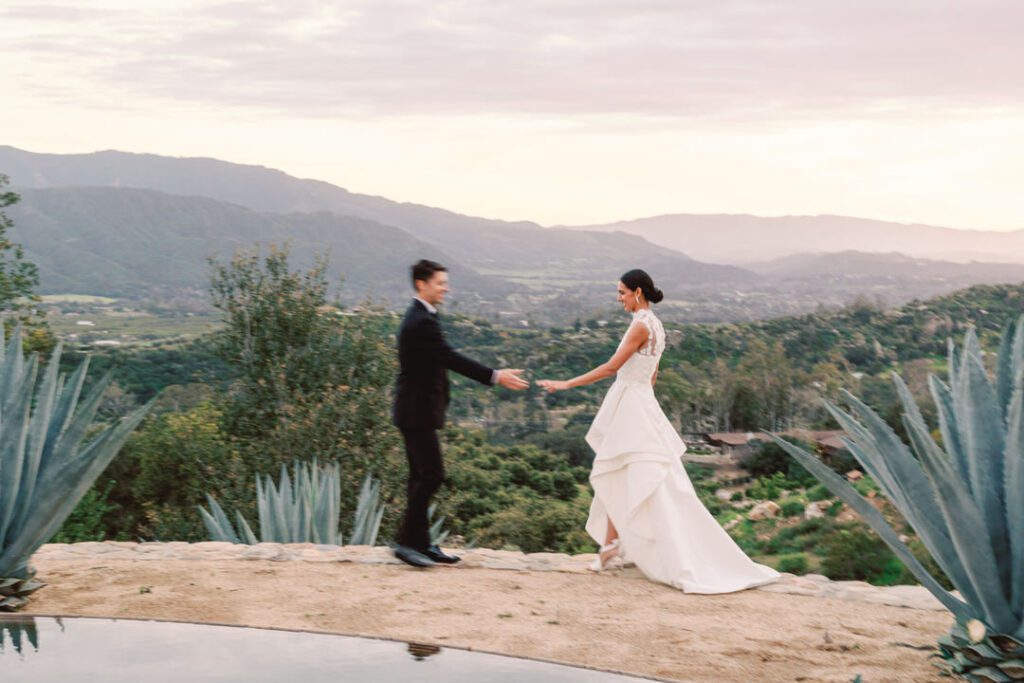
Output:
top-left (0, 175), bottom-right (39, 311)
top-left (208, 244), bottom-right (403, 528)
top-left (0, 174), bottom-right (52, 352)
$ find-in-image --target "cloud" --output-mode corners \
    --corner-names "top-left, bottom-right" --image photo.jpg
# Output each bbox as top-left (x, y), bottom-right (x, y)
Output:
top-left (2, 0), bottom-right (1023, 122)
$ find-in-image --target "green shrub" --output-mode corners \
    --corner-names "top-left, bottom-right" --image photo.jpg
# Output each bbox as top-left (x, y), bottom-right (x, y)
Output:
top-left (780, 498), bottom-right (806, 518)
top-left (730, 491), bottom-right (744, 502)
top-left (776, 553), bottom-right (809, 574)
top-left (762, 517), bottom-right (834, 555)
top-left (826, 500), bottom-right (844, 517)
top-left (53, 481), bottom-right (118, 543)
top-left (821, 526), bottom-right (894, 582)
top-left (748, 472), bottom-right (789, 500)
top-left (103, 402), bottom-right (247, 541)
top-left (806, 484), bottom-right (832, 502)
top-left (744, 439), bottom-right (816, 486)
top-left (853, 476), bottom-right (880, 497)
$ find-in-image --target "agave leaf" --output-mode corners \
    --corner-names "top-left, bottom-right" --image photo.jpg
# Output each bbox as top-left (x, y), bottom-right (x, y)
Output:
top-left (312, 465), bottom-right (340, 545)
top-left (931, 375), bottom-right (972, 483)
top-left (198, 505), bottom-right (236, 543)
top-left (10, 343), bottom-right (64, 543)
top-left (0, 357), bottom-right (37, 552)
top-left (963, 328), bottom-right (983, 373)
top-left (278, 464), bottom-right (294, 542)
top-left (996, 318), bottom-right (1018, 419)
top-left (824, 393), bottom-right (980, 604)
top-left (967, 665), bottom-right (1013, 682)
top-left (903, 433), bottom-right (1011, 633)
top-left (1006, 379), bottom-right (1024, 613)
top-left (428, 503), bottom-right (450, 547)
top-left (0, 595), bottom-right (27, 612)
top-left (198, 494), bottom-right (240, 544)
top-left (235, 511), bottom-right (258, 545)
top-left (8, 621), bottom-right (22, 652)
top-left (350, 475), bottom-right (384, 546)
top-left (955, 349), bottom-right (1011, 590)
top-left (368, 506), bottom-right (385, 547)
top-left (296, 461), bottom-right (310, 542)
top-left (47, 370), bottom-right (115, 472)
top-left (766, 433), bottom-right (972, 620)
top-left (948, 337), bottom-right (961, 393)
top-left (997, 660), bottom-right (1024, 678)
top-left (256, 475), bottom-right (270, 542)
top-left (42, 358), bottom-right (90, 467)
top-left (0, 400), bottom-right (153, 578)
top-left (901, 414), bottom-right (1018, 632)
top-left (990, 634), bottom-right (1024, 657)
top-left (1013, 316), bottom-right (1024, 405)
top-left (25, 617), bottom-right (38, 651)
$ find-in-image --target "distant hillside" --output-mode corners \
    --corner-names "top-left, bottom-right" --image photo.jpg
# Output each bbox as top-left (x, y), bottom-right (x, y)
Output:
top-left (669, 282), bottom-right (1024, 375)
top-left (7, 145), bottom-right (1024, 323)
top-left (747, 250), bottom-right (1024, 282)
top-left (8, 187), bottom-right (505, 303)
top-left (0, 146), bottom-right (754, 288)
top-left (564, 214), bottom-right (1024, 264)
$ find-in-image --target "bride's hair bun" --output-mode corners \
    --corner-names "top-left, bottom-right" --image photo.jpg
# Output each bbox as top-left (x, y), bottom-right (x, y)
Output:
top-left (620, 269), bottom-right (665, 304)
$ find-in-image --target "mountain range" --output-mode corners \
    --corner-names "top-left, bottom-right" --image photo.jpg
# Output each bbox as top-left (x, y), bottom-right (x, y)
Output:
top-left (2, 145), bottom-right (1022, 322)
top-left (564, 214), bottom-right (1024, 264)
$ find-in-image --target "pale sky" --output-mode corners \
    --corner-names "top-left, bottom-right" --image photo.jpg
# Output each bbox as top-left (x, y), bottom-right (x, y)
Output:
top-left (2, 0), bottom-right (1023, 230)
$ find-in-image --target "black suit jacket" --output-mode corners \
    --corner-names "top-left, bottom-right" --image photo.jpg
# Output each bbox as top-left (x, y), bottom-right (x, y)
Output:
top-left (392, 300), bottom-right (494, 430)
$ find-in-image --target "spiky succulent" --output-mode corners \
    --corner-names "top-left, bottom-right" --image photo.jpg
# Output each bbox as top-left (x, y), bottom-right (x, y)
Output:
top-left (200, 460), bottom-right (386, 546)
top-left (0, 329), bottom-right (151, 611)
top-left (770, 318), bottom-right (1024, 681)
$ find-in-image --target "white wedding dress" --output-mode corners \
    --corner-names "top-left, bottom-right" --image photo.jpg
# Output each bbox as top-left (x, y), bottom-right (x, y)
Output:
top-left (585, 308), bottom-right (779, 593)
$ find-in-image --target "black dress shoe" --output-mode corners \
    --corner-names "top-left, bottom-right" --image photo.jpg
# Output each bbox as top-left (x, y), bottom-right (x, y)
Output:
top-left (424, 545), bottom-right (461, 564)
top-left (392, 544), bottom-right (436, 568)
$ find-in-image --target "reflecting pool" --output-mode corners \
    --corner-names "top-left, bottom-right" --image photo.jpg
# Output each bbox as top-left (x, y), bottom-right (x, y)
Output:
top-left (0, 616), bottom-right (657, 682)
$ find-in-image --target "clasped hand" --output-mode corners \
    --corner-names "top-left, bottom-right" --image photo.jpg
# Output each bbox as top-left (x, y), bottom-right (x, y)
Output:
top-left (536, 379), bottom-right (570, 393)
top-left (495, 370), bottom-right (569, 392)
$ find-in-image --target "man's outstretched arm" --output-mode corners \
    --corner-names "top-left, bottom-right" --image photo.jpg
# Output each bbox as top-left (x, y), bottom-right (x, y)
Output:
top-left (419, 317), bottom-right (528, 389)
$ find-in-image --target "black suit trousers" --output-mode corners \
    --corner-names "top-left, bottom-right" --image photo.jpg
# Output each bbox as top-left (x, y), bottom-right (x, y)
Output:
top-left (396, 427), bottom-right (444, 551)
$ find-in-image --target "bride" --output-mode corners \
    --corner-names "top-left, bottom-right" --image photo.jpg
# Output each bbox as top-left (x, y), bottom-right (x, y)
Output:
top-left (537, 270), bottom-right (779, 594)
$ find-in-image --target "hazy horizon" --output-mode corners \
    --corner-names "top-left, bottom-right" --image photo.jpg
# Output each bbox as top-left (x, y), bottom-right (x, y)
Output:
top-left (3, 2), bottom-right (1023, 231)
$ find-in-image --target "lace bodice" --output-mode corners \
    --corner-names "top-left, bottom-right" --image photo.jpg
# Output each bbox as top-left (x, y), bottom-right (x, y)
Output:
top-left (615, 308), bottom-right (665, 385)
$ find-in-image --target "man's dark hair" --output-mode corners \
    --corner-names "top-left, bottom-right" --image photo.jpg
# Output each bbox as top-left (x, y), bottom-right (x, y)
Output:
top-left (411, 259), bottom-right (447, 287)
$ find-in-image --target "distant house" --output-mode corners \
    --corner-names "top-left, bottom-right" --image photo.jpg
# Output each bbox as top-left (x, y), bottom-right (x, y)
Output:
top-left (701, 429), bottom-right (846, 462)
top-left (702, 432), bottom-right (769, 460)
top-left (76, 320), bottom-right (96, 326)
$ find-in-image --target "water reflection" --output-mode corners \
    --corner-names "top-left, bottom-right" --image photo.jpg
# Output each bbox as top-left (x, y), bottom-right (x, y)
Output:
top-left (0, 616), bottom-right (64, 656)
top-left (0, 616), bottom-right (653, 682)
top-left (407, 642), bottom-right (442, 660)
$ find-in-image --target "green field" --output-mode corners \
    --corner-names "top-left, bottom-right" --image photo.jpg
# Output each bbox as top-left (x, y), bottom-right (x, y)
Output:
top-left (41, 294), bottom-right (119, 304)
top-left (49, 312), bottom-right (222, 346)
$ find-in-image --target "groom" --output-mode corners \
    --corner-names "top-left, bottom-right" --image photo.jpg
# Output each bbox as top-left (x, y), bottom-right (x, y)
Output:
top-left (392, 259), bottom-right (528, 568)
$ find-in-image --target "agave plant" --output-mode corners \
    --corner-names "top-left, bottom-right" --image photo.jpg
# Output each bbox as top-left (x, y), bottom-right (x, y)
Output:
top-left (427, 503), bottom-right (450, 547)
top-left (348, 475), bottom-right (386, 546)
top-left (770, 319), bottom-right (1024, 682)
top-left (0, 329), bottom-right (151, 611)
top-left (200, 460), bottom-right (386, 547)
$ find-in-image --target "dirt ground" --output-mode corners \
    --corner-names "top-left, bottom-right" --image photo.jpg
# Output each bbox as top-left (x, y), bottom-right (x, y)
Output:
top-left (25, 558), bottom-right (951, 682)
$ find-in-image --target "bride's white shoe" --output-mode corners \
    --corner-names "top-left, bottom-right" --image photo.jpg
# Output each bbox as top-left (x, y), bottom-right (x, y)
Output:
top-left (589, 539), bottom-right (623, 572)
